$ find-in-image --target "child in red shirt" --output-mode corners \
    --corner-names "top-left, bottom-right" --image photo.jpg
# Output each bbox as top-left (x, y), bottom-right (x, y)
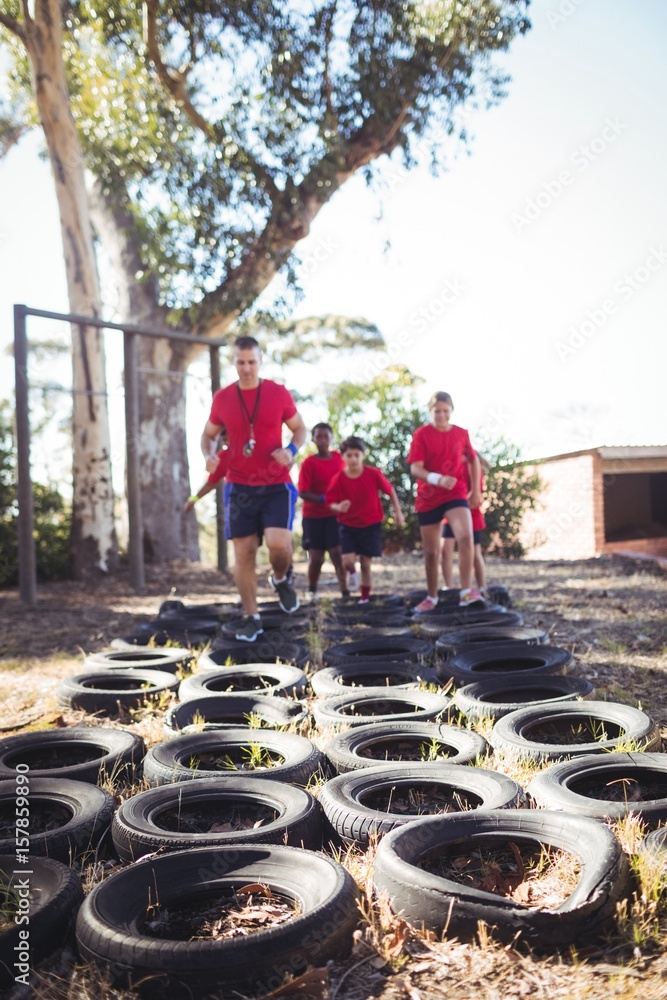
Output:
top-left (184, 448), bottom-right (229, 512)
top-left (298, 423), bottom-right (348, 600)
top-left (325, 436), bottom-right (405, 604)
top-left (441, 453), bottom-right (489, 590)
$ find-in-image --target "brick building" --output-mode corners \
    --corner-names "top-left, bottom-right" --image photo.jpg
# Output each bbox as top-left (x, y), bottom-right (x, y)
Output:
top-left (519, 446), bottom-right (667, 560)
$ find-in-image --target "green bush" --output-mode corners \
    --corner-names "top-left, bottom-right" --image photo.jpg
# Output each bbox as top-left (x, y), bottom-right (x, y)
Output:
top-left (478, 437), bottom-right (543, 559)
top-left (0, 400), bottom-right (72, 586)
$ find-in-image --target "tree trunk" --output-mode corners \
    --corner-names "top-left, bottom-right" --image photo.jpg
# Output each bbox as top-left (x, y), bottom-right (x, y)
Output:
top-left (89, 183), bottom-right (201, 562)
top-left (22, 1), bottom-right (116, 575)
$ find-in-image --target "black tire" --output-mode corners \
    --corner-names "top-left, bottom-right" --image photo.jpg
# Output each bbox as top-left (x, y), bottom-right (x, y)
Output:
top-left (643, 827), bottom-right (667, 854)
top-left (441, 642), bottom-right (573, 686)
top-left (416, 609), bottom-right (523, 639)
top-left (209, 636), bottom-right (309, 666)
top-left (372, 809), bottom-right (629, 946)
top-left (320, 763), bottom-right (522, 846)
top-left (330, 593), bottom-right (405, 609)
top-left (163, 695), bottom-right (309, 736)
top-left (221, 615), bottom-right (308, 638)
top-left (312, 689), bottom-right (451, 729)
top-left (56, 669), bottom-right (179, 715)
top-left (0, 778), bottom-right (115, 863)
top-left (322, 625), bottom-right (416, 643)
top-left (84, 647), bottom-right (194, 674)
top-left (153, 616), bottom-right (220, 635)
top-left (527, 752), bottom-right (667, 826)
top-left (159, 600), bottom-right (240, 623)
top-left (180, 661), bottom-right (308, 700)
top-left (490, 701), bottom-right (661, 762)
top-left (310, 662), bottom-right (440, 698)
top-left (0, 854), bottom-right (83, 988)
top-left (484, 585), bottom-right (512, 608)
top-left (112, 777), bottom-right (322, 861)
top-left (0, 728), bottom-right (145, 784)
top-left (453, 675), bottom-right (595, 722)
top-left (325, 722), bottom-right (489, 775)
top-left (76, 844), bottom-right (359, 996)
top-left (143, 728), bottom-right (326, 787)
top-left (113, 629), bottom-right (211, 648)
top-left (436, 626), bottom-right (547, 662)
top-left (405, 589), bottom-right (462, 608)
top-left (323, 637), bottom-right (432, 667)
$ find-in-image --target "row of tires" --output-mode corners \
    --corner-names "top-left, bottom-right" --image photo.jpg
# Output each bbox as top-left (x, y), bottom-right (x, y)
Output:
top-left (2, 585), bottom-right (666, 995)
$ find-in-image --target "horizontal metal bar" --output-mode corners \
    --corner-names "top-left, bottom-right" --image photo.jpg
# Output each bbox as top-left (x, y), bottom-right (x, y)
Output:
top-left (14, 304), bottom-right (228, 348)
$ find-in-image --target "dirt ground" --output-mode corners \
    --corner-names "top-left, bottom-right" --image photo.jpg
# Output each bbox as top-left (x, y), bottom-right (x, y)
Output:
top-left (1, 552), bottom-right (667, 999)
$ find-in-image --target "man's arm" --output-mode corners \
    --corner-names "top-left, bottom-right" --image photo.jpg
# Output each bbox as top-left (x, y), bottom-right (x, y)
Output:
top-left (272, 411), bottom-right (308, 467)
top-left (201, 419), bottom-right (223, 474)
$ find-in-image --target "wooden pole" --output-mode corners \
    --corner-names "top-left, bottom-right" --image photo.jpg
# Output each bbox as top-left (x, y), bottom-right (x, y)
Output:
top-left (14, 305), bottom-right (37, 606)
top-left (124, 330), bottom-right (145, 592)
top-left (210, 344), bottom-right (228, 573)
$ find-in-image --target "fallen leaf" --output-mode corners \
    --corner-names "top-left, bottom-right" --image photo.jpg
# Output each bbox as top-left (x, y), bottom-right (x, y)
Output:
top-left (384, 919), bottom-right (410, 957)
top-left (236, 882), bottom-right (272, 897)
top-left (264, 967), bottom-right (329, 997)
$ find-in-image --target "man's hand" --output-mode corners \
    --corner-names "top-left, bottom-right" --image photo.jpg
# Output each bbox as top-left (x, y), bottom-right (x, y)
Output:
top-left (330, 499), bottom-right (351, 513)
top-left (271, 447), bottom-right (293, 466)
top-left (206, 455), bottom-right (220, 474)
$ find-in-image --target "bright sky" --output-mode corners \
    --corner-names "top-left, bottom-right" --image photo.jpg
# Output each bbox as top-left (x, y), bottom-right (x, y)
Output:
top-left (1, 0), bottom-right (666, 492)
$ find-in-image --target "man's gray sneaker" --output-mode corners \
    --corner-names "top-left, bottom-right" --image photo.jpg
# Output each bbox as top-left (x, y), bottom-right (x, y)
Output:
top-left (235, 616), bottom-right (264, 642)
top-left (270, 575), bottom-right (300, 614)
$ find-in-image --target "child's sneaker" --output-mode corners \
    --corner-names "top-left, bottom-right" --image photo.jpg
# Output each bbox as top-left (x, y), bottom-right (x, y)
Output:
top-left (347, 570), bottom-right (360, 591)
top-left (414, 596), bottom-right (438, 613)
top-left (235, 616), bottom-right (264, 642)
top-left (270, 574), bottom-right (300, 613)
top-left (459, 587), bottom-right (483, 607)
top-left (357, 597), bottom-right (370, 605)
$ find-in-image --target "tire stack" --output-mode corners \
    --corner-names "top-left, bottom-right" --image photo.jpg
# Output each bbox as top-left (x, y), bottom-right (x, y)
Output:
top-left (2, 583), bottom-right (664, 993)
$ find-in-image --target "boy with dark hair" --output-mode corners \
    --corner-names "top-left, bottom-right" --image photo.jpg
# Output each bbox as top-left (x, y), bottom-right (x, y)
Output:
top-left (325, 436), bottom-right (405, 604)
top-left (298, 423), bottom-right (349, 600)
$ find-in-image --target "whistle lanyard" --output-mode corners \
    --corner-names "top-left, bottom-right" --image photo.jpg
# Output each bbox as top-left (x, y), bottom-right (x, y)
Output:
top-left (236, 379), bottom-right (263, 447)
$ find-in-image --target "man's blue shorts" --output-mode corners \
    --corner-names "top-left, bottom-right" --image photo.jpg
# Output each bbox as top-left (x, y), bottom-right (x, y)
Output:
top-left (302, 515), bottom-right (341, 552)
top-left (224, 482), bottom-right (298, 540)
top-left (339, 522), bottom-right (383, 558)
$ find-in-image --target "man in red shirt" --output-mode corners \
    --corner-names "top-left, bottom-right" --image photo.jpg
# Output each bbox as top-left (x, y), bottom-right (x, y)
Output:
top-left (201, 336), bottom-right (307, 641)
top-left (297, 423), bottom-right (348, 600)
top-left (325, 436), bottom-right (405, 604)
top-left (407, 391), bottom-right (481, 610)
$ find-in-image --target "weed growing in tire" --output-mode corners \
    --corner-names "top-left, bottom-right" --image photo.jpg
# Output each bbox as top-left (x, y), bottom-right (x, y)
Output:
top-left (0, 882), bottom-right (21, 931)
top-left (611, 814), bottom-right (667, 949)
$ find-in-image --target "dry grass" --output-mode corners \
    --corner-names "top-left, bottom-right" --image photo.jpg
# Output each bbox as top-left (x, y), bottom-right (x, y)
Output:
top-left (2, 554), bottom-right (667, 998)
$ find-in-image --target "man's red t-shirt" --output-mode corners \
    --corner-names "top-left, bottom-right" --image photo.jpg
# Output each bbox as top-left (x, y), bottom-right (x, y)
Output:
top-left (325, 466), bottom-right (394, 527)
top-left (209, 379), bottom-right (297, 486)
top-left (298, 451), bottom-right (345, 518)
top-left (207, 449), bottom-right (229, 486)
top-left (407, 424), bottom-right (475, 513)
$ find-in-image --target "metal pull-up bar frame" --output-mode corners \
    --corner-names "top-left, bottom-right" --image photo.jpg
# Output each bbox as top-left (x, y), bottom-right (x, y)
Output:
top-left (13, 303), bottom-right (227, 606)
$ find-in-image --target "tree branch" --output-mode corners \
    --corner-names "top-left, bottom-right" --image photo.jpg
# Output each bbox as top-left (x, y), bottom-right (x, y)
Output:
top-left (0, 120), bottom-right (31, 158)
top-left (0, 12), bottom-right (25, 40)
top-left (143, 0), bottom-right (217, 140)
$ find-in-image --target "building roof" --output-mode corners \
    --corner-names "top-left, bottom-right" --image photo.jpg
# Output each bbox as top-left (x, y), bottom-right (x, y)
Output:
top-left (526, 445), bottom-right (667, 464)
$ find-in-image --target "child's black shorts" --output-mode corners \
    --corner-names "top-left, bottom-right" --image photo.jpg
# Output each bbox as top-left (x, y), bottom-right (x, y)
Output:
top-left (339, 522), bottom-right (383, 558)
top-left (302, 515), bottom-right (341, 552)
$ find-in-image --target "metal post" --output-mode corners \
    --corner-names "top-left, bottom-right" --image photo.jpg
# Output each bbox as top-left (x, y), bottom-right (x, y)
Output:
top-left (124, 330), bottom-right (145, 592)
top-left (210, 344), bottom-right (228, 573)
top-left (14, 305), bottom-right (37, 606)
